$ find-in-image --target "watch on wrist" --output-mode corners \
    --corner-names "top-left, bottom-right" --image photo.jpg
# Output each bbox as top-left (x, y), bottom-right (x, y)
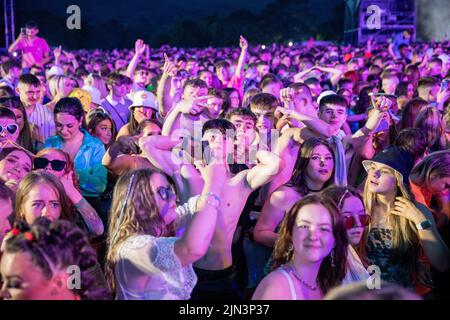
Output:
top-left (416, 220), bottom-right (432, 230)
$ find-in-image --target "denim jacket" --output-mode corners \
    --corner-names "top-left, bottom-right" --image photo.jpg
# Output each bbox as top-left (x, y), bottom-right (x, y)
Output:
top-left (44, 129), bottom-right (107, 197)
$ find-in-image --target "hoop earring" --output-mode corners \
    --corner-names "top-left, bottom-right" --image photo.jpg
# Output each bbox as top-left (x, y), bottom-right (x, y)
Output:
top-left (330, 249), bottom-right (335, 268)
top-left (285, 243), bottom-right (294, 259)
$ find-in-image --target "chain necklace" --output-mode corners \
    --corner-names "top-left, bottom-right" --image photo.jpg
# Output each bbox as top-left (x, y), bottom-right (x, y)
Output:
top-left (288, 264), bottom-right (318, 291)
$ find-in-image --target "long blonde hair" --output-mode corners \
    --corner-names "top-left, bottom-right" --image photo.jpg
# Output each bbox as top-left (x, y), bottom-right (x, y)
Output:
top-left (48, 75), bottom-right (73, 99)
top-left (105, 169), bottom-right (177, 293)
top-left (360, 166), bottom-right (420, 269)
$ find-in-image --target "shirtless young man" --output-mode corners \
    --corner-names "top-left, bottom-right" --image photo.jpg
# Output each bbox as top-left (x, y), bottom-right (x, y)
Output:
top-left (139, 118), bottom-right (281, 299)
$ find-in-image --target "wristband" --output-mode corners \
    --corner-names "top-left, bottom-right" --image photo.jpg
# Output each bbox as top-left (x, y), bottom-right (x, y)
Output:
top-left (197, 192), bottom-right (221, 209)
top-left (416, 220), bottom-right (432, 230)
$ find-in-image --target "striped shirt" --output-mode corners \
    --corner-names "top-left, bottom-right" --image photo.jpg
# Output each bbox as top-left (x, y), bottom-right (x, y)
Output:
top-left (27, 103), bottom-right (55, 141)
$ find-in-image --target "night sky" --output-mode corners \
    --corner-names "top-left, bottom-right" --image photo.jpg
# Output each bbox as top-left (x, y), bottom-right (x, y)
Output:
top-left (11, 0), bottom-right (344, 48)
top-left (16, 0), bottom-right (340, 26)
top-left (17, 0), bottom-right (275, 25)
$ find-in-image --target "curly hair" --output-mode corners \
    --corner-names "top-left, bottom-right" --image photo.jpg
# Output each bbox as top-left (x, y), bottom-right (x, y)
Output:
top-left (271, 194), bottom-right (348, 294)
top-left (4, 217), bottom-right (110, 300)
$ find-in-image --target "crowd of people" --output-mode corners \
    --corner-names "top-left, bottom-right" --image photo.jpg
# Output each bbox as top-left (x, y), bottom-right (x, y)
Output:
top-left (0, 22), bottom-right (449, 300)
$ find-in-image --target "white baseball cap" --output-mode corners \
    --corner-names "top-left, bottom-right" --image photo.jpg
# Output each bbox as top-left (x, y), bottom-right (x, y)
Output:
top-left (129, 90), bottom-right (157, 110)
top-left (82, 85), bottom-right (102, 106)
top-left (317, 90), bottom-right (337, 106)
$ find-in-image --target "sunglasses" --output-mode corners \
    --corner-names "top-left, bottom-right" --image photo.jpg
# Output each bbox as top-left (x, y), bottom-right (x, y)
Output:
top-left (156, 186), bottom-right (175, 201)
top-left (0, 124), bottom-right (18, 135)
top-left (343, 214), bottom-right (371, 230)
top-left (33, 158), bottom-right (67, 172)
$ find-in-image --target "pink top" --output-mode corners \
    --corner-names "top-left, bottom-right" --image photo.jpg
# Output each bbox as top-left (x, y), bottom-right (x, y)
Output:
top-left (17, 37), bottom-right (50, 68)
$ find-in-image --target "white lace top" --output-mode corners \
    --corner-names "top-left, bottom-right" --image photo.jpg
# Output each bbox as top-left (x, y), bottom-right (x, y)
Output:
top-left (115, 235), bottom-right (197, 300)
top-left (114, 197), bottom-right (199, 300)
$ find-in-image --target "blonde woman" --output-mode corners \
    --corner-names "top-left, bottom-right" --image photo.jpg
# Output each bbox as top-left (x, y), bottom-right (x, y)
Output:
top-left (84, 73), bottom-right (108, 99)
top-left (105, 164), bottom-right (225, 300)
top-left (45, 75), bottom-right (76, 111)
top-left (360, 147), bottom-right (450, 294)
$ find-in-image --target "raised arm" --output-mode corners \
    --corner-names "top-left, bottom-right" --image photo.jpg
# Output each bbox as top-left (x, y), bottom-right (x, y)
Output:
top-left (245, 150), bottom-right (282, 190)
top-left (349, 96), bottom-right (390, 159)
top-left (126, 39), bottom-right (146, 78)
top-left (315, 65), bottom-right (344, 87)
top-left (161, 96), bottom-right (211, 137)
top-left (63, 51), bottom-right (79, 70)
top-left (157, 54), bottom-right (177, 117)
top-left (139, 134), bottom-right (203, 203)
top-left (234, 35), bottom-right (248, 79)
top-left (102, 136), bottom-right (141, 175)
top-left (174, 162), bottom-right (226, 266)
top-left (8, 34), bottom-right (24, 54)
top-left (275, 106), bottom-right (336, 138)
top-left (139, 134), bottom-right (180, 176)
top-left (53, 46), bottom-right (62, 66)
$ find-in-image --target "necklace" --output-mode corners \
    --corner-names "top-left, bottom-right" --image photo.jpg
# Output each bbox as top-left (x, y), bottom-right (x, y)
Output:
top-left (305, 184), bottom-right (324, 194)
top-left (288, 264), bottom-right (318, 291)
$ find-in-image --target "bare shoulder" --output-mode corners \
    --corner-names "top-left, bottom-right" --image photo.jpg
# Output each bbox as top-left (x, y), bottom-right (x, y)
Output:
top-left (252, 270), bottom-right (291, 300)
top-left (271, 186), bottom-right (301, 206)
top-left (117, 124), bottom-right (131, 137)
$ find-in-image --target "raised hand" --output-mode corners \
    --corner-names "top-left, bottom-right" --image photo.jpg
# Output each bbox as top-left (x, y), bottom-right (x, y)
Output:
top-left (390, 197), bottom-right (427, 225)
top-left (163, 53), bottom-right (177, 77)
top-left (60, 171), bottom-right (80, 199)
top-left (280, 88), bottom-right (295, 103)
top-left (274, 106), bottom-right (298, 119)
top-left (53, 46), bottom-right (62, 59)
top-left (371, 95), bottom-right (392, 113)
top-left (63, 50), bottom-right (75, 61)
top-left (197, 160), bottom-right (228, 188)
top-left (177, 96), bottom-right (213, 115)
top-left (239, 35), bottom-right (248, 50)
top-left (134, 39), bottom-right (146, 56)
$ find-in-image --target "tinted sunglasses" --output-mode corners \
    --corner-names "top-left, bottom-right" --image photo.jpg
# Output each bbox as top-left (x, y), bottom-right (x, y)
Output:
top-left (0, 124), bottom-right (18, 135)
top-left (343, 214), bottom-right (371, 230)
top-left (156, 186), bottom-right (175, 201)
top-left (33, 158), bottom-right (67, 171)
